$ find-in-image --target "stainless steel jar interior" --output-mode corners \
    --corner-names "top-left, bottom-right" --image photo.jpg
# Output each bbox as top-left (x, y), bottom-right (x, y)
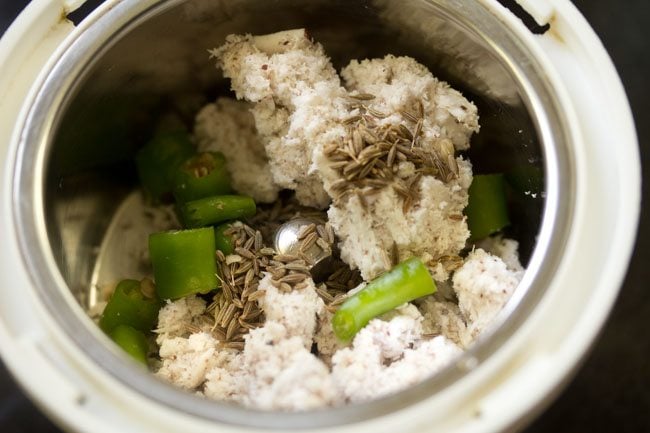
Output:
top-left (13, 0), bottom-right (574, 428)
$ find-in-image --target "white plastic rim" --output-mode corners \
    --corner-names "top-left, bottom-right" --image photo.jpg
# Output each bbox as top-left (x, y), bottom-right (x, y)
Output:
top-left (0, 1), bottom-right (640, 432)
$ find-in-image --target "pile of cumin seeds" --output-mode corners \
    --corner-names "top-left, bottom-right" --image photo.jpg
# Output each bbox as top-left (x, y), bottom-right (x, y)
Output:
top-left (326, 93), bottom-right (460, 212)
top-left (287, 221), bottom-right (363, 311)
top-left (205, 222), bottom-right (270, 350)
top-left (198, 202), bottom-right (363, 346)
top-left (320, 261), bottom-right (363, 313)
top-left (263, 220), bottom-right (360, 315)
top-left (295, 221), bottom-right (336, 259)
top-left (266, 254), bottom-right (312, 293)
top-left (265, 221), bottom-right (334, 293)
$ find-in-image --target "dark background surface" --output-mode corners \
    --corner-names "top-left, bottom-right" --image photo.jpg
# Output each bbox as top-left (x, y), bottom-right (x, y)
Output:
top-left (0, 0), bottom-right (648, 432)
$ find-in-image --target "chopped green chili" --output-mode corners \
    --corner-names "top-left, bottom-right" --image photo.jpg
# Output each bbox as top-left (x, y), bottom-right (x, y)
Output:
top-left (135, 131), bottom-right (194, 203)
top-left (214, 222), bottom-right (236, 255)
top-left (465, 174), bottom-right (510, 240)
top-left (332, 257), bottom-right (436, 342)
top-left (110, 325), bottom-right (149, 365)
top-left (180, 195), bottom-right (256, 229)
top-left (149, 227), bottom-right (219, 299)
top-left (172, 152), bottom-right (232, 204)
top-left (99, 279), bottom-right (162, 334)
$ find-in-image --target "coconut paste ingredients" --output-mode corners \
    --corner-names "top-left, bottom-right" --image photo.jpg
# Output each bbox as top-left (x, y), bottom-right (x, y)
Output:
top-left (94, 28), bottom-right (523, 411)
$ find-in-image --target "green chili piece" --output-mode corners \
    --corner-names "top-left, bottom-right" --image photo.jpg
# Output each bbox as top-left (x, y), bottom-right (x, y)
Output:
top-left (214, 222), bottom-right (236, 255)
top-left (180, 195), bottom-right (256, 229)
top-left (172, 152), bottom-right (232, 204)
top-left (149, 227), bottom-right (219, 299)
top-left (465, 174), bottom-right (510, 241)
top-left (99, 279), bottom-right (162, 334)
top-left (332, 257), bottom-right (436, 342)
top-left (135, 131), bottom-right (194, 203)
top-left (110, 325), bottom-right (149, 365)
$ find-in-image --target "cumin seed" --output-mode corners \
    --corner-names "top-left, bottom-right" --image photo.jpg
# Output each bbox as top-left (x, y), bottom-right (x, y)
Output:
top-left (350, 92), bottom-right (376, 101)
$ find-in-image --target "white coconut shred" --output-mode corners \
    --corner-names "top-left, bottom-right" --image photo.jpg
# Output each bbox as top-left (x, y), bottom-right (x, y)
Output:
top-left (150, 29), bottom-right (525, 410)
